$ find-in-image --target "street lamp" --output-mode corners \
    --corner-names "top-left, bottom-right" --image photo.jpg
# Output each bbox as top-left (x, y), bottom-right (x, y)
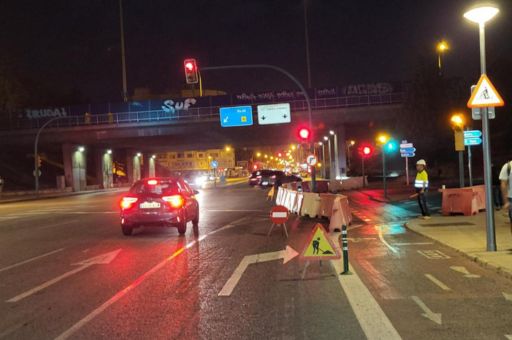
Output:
top-left (318, 141), bottom-right (326, 178)
top-left (225, 146), bottom-right (232, 152)
top-left (78, 146), bottom-right (85, 153)
top-left (329, 130), bottom-right (340, 179)
top-left (324, 136), bottom-right (332, 180)
top-left (450, 113), bottom-right (466, 188)
top-left (464, 4), bottom-right (499, 251)
top-left (346, 139), bottom-right (356, 173)
top-left (436, 40), bottom-right (450, 72)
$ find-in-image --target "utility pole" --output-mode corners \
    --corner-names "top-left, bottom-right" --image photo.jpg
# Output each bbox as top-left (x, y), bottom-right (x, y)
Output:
top-left (119, 0), bottom-right (128, 102)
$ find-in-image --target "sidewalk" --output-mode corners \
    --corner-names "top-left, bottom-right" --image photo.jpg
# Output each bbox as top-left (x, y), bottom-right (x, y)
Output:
top-left (405, 211), bottom-right (512, 279)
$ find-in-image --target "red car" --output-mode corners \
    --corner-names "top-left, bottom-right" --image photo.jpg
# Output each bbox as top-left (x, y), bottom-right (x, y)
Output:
top-left (119, 177), bottom-right (199, 236)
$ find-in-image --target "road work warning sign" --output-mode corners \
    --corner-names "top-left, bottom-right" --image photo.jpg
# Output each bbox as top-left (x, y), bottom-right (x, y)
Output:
top-left (301, 223), bottom-right (341, 260)
top-left (467, 74), bottom-right (504, 108)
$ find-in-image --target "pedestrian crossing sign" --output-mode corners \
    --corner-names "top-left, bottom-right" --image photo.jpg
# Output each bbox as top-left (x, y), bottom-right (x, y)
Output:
top-left (467, 74), bottom-right (504, 108)
top-left (301, 224), bottom-right (341, 260)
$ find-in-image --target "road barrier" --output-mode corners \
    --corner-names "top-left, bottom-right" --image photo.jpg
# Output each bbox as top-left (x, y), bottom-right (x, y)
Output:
top-left (440, 185), bottom-right (486, 216)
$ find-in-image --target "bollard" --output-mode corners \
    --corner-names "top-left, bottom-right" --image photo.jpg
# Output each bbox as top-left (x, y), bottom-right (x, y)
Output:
top-left (340, 224), bottom-right (349, 275)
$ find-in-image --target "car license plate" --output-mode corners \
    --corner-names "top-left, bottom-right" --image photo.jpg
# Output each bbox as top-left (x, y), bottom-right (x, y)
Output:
top-left (262, 181), bottom-right (268, 185)
top-left (140, 202), bottom-right (161, 209)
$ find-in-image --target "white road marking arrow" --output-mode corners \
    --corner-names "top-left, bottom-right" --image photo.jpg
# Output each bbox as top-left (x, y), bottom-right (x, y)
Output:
top-left (503, 292), bottom-right (512, 302)
top-left (450, 266), bottom-right (480, 278)
top-left (219, 246), bottom-right (298, 297)
top-left (411, 296), bottom-right (442, 325)
top-left (7, 249), bottom-right (121, 303)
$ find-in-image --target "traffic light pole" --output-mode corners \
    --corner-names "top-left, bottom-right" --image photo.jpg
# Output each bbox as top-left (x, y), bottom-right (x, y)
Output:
top-left (382, 149), bottom-right (387, 198)
top-left (201, 64), bottom-right (316, 192)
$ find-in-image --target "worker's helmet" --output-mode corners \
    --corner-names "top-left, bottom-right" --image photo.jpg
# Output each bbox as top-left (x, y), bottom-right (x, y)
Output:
top-left (416, 159), bottom-right (427, 166)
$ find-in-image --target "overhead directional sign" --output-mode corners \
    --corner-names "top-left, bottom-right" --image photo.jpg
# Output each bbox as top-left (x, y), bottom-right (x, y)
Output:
top-left (464, 137), bottom-right (482, 146)
top-left (301, 224), bottom-right (341, 260)
top-left (257, 103), bottom-right (291, 125)
top-left (219, 106), bottom-right (253, 127)
top-left (464, 130), bottom-right (482, 138)
top-left (467, 74), bottom-right (505, 108)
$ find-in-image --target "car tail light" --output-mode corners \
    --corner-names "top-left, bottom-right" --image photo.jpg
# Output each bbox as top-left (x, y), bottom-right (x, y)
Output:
top-left (162, 195), bottom-right (184, 208)
top-left (147, 179), bottom-right (158, 185)
top-left (271, 175), bottom-right (276, 179)
top-left (257, 176), bottom-right (262, 179)
top-left (120, 197), bottom-right (138, 210)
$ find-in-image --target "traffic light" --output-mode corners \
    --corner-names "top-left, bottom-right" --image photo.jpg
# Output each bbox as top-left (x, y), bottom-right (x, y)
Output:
top-left (297, 127), bottom-right (311, 142)
top-left (385, 140), bottom-right (398, 153)
top-left (183, 58), bottom-right (199, 84)
top-left (358, 145), bottom-right (374, 157)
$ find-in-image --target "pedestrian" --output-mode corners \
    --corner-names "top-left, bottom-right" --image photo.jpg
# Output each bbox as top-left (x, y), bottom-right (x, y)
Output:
top-left (499, 160), bottom-right (512, 234)
top-left (492, 163), bottom-right (503, 210)
top-left (413, 159), bottom-right (430, 220)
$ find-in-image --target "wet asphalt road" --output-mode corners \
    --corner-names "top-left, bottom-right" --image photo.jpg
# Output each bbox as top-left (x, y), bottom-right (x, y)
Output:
top-left (0, 186), bottom-right (511, 339)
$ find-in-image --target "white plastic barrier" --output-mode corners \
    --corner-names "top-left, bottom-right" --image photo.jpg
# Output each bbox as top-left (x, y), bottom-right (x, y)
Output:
top-left (328, 195), bottom-right (353, 232)
top-left (291, 193), bottom-right (304, 214)
top-left (319, 193), bottom-right (337, 218)
top-left (285, 190), bottom-right (298, 212)
top-left (275, 187), bottom-right (286, 206)
top-left (300, 192), bottom-right (321, 218)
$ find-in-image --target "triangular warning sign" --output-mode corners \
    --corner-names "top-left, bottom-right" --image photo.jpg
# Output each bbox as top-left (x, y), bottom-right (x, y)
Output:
top-left (300, 223), bottom-right (341, 260)
top-left (467, 74), bottom-right (505, 108)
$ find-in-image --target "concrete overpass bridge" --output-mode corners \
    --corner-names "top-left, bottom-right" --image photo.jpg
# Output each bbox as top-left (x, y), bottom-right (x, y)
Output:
top-left (0, 90), bottom-right (404, 191)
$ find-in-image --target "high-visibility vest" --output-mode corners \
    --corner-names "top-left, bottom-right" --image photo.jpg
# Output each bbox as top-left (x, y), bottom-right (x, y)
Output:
top-left (415, 170), bottom-right (429, 189)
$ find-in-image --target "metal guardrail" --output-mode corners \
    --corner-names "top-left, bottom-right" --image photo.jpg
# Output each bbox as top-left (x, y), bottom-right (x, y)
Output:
top-left (4, 92), bottom-right (404, 131)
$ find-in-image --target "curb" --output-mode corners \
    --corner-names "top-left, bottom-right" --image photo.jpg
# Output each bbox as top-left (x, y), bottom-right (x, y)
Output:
top-left (404, 221), bottom-right (512, 281)
top-left (0, 188), bottom-right (126, 204)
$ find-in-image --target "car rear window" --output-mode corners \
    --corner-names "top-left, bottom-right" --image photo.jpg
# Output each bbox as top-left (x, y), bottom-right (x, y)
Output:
top-left (130, 180), bottom-right (179, 195)
top-left (260, 170), bottom-right (274, 176)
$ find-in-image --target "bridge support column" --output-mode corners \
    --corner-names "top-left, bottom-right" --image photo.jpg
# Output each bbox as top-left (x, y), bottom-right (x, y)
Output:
top-left (126, 151), bottom-right (142, 184)
top-left (96, 149), bottom-right (114, 189)
top-left (148, 154), bottom-right (156, 177)
top-left (63, 144), bottom-right (87, 192)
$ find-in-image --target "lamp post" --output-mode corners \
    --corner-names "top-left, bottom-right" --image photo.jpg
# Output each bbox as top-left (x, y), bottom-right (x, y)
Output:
top-left (436, 40), bottom-right (449, 74)
top-left (324, 136), bottom-right (332, 180)
top-left (464, 4), bottom-right (499, 251)
top-left (329, 130), bottom-right (340, 179)
top-left (450, 113), bottom-right (466, 188)
top-left (319, 142), bottom-right (326, 178)
top-left (346, 139), bottom-right (355, 173)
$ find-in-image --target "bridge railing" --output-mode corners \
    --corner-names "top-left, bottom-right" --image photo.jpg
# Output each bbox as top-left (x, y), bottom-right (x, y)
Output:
top-left (5, 92), bottom-right (404, 130)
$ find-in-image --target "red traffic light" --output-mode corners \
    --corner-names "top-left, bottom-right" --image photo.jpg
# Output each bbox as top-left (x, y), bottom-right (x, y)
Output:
top-left (183, 58), bottom-right (199, 84)
top-left (298, 127), bottom-right (310, 141)
top-left (358, 144), bottom-right (373, 157)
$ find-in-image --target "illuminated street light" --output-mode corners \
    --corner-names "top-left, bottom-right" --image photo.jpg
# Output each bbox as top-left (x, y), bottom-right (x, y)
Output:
top-left (136, 152), bottom-right (141, 157)
top-left (151, 154), bottom-right (156, 159)
top-left (450, 114), bottom-right (465, 128)
top-left (106, 149), bottom-right (112, 155)
top-left (377, 133), bottom-right (390, 145)
top-left (323, 136), bottom-right (328, 141)
top-left (291, 145), bottom-right (296, 151)
top-left (225, 146), bottom-right (232, 152)
top-left (436, 40), bottom-right (450, 71)
top-left (463, 6), bottom-right (499, 24)
top-left (256, 152), bottom-right (261, 157)
top-left (264, 154), bottom-right (268, 159)
top-left (78, 146), bottom-right (85, 153)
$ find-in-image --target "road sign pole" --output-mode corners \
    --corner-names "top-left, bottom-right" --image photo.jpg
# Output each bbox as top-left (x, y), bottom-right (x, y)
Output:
top-left (405, 156), bottom-right (409, 186)
top-left (482, 106), bottom-right (496, 251)
top-left (382, 149), bottom-right (387, 198)
top-left (468, 144), bottom-right (473, 187)
top-left (361, 156), bottom-right (365, 188)
top-left (458, 151), bottom-right (465, 188)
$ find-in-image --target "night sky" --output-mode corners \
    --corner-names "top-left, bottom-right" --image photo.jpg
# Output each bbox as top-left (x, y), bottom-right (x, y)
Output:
top-left (1, 0), bottom-right (511, 105)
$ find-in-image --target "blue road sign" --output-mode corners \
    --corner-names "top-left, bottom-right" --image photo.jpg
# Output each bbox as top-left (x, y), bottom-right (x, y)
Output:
top-left (400, 147), bottom-right (416, 153)
top-left (464, 137), bottom-right (482, 146)
top-left (464, 130), bottom-right (482, 139)
top-left (210, 160), bottom-right (218, 168)
top-left (220, 106), bottom-right (253, 127)
top-left (401, 152), bottom-right (415, 158)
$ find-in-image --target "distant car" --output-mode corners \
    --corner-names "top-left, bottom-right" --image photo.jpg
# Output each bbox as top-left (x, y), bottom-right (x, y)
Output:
top-left (248, 171), bottom-right (261, 186)
top-left (119, 177), bottom-right (199, 236)
top-left (259, 170), bottom-right (285, 187)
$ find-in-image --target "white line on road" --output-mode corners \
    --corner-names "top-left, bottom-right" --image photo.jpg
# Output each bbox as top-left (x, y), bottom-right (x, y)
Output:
top-left (425, 274), bottom-right (451, 291)
top-left (329, 236), bottom-right (402, 339)
top-left (505, 334), bottom-right (512, 340)
top-left (450, 266), bottom-right (480, 278)
top-left (376, 225), bottom-right (399, 254)
top-left (411, 296), bottom-right (442, 325)
top-left (54, 217), bottom-right (248, 340)
top-left (393, 242), bottom-right (433, 246)
top-left (0, 248), bottom-right (64, 273)
top-left (7, 249), bottom-right (121, 303)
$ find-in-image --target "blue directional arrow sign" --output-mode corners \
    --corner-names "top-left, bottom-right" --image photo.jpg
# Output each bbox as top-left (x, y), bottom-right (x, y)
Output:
top-left (400, 147), bottom-right (416, 153)
top-left (464, 130), bottom-right (482, 139)
top-left (219, 106), bottom-right (253, 127)
top-left (401, 152), bottom-right (415, 158)
top-left (464, 137), bottom-right (482, 146)
top-left (210, 160), bottom-right (218, 168)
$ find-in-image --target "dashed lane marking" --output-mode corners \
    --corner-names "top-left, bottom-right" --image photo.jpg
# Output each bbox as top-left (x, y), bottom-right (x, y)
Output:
top-left (417, 250), bottom-right (450, 260)
top-left (0, 248), bottom-right (65, 273)
top-left (425, 274), bottom-right (451, 291)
